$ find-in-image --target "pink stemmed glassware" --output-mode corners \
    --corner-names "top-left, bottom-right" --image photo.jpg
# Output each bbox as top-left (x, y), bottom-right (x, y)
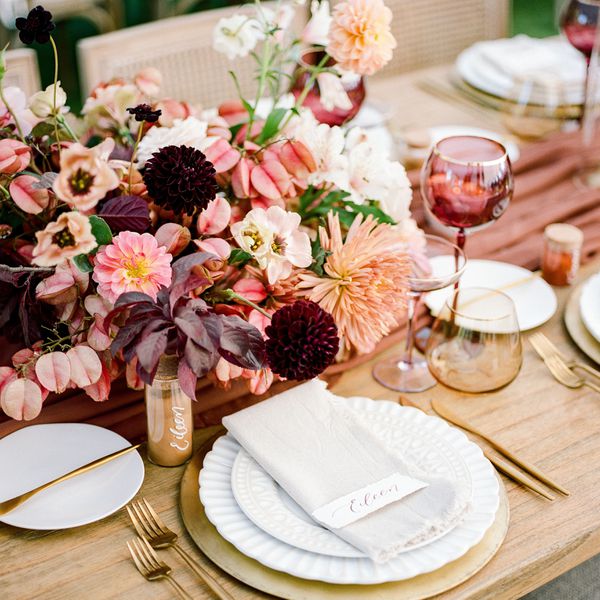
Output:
top-left (372, 234), bottom-right (466, 393)
top-left (420, 136), bottom-right (514, 255)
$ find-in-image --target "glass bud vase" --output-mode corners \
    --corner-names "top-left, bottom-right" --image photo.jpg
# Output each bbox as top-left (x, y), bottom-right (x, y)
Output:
top-left (145, 355), bottom-right (193, 467)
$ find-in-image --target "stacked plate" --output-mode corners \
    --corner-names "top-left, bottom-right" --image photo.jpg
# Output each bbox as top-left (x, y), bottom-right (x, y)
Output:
top-left (199, 397), bottom-right (500, 584)
top-left (569, 272), bottom-right (600, 364)
top-left (456, 35), bottom-right (587, 109)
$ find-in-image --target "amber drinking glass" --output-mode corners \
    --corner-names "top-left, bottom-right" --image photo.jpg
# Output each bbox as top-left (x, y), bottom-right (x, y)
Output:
top-left (425, 287), bottom-right (522, 393)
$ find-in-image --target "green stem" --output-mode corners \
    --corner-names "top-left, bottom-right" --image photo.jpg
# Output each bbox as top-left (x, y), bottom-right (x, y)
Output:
top-left (246, 36), bottom-right (272, 141)
top-left (226, 290), bottom-right (272, 319)
top-left (0, 182), bottom-right (9, 198)
top-left (281, 52), bottom-right (330, 130)
top-left (128, 123), bottom-right (144, 193)
top-left (56, 114), bottom-right (78, 142)
top-left (49, 36), bottom-right (61, 159)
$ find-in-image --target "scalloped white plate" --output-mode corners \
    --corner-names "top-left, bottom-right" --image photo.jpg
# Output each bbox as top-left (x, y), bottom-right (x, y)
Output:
top-left (580, 272), bottom-right (600, 344)
top-left (199, 398), bottom-right (499, 584)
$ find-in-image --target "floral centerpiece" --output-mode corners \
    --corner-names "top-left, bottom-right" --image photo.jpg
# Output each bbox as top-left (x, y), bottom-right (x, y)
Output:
top-left (0, 1), bottom-right (417, 422)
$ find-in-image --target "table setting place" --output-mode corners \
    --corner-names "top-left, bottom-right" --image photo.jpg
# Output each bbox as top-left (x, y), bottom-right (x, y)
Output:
top-left (2, 0), bottom-right (600, 599)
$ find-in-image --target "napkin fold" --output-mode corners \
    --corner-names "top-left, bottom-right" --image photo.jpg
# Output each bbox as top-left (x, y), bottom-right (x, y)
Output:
top-left (223, 380), bottom-right (470, 563)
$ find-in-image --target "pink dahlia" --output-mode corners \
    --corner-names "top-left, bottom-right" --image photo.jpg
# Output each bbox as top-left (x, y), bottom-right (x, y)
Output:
top-left (327, 0), bottom-right (396, 76)
top-left (92, 231), bottom-right (173, 303)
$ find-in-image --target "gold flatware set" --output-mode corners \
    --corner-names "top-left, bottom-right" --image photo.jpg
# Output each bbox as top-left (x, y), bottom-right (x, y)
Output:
top-left (399, 395), bottom-right (569, 501)
top-left (530, 332), bottom-right (600, 394)
top-left (126, 497), bottom-right (234, 600)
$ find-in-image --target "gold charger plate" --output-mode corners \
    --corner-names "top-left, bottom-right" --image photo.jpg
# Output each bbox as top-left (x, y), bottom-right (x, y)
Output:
top-left (180, 428), bottom-right (510, 600)
top-left (565, 280), bottom-right (600, 365)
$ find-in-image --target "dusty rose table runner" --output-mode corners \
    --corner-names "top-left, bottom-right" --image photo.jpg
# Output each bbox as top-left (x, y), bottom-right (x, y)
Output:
top-left (1, 129), bottom-right (599, 441)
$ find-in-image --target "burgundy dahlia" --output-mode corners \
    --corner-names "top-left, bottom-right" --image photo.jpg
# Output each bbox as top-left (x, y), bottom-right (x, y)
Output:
top-left (265, 300), bottom-right (339, 380)
top-left (143, 145), bottom-right (218, 216)
top-left (16, 5), bottom-right (55, 45)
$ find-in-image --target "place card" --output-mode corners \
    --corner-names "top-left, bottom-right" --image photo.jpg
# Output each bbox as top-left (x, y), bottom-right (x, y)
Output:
top-left (311, 473), bottom-right (429, 529)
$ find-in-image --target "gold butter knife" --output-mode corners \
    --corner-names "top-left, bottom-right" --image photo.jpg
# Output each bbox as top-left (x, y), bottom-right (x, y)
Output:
top-left (0, 443), bottom-right (142, 516)
top-left (398, 396), bottom-right (556, 501)
top-left (431, 399), bottom-right (569, 496)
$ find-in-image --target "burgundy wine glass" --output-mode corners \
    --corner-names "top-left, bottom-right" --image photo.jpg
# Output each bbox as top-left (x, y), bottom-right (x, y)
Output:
top-left (290, 49), bottom-right (365, 126)
top-left (560, 0), bottom-right (600, 188)
top-left (420, 136), bottom-right (514, 254)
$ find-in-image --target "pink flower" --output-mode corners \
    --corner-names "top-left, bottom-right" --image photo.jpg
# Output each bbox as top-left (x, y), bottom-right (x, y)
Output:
top-left (10, 174), bottom-right (49, 214)
top-left (327, 0), bottom-right (396, 76)
top-left (155, 223), bottom-right (191, 256)
top-left (156, 98), bottom-right (196, 127)
top-left (135, 67), bottom-right (162, 97)
top-left (298, 212), bottom-right (409, 354)
top-left (0, 139), bottom-right (31, 174)
top-left (233, 278), bottom-right (267, 303)
top-left (197, 196), bottom-right (231, 235)
top-left (32, 212), bottom-right (97, 267)
top-left (193, 237), bottom-right (231, 260)
top-left (92, 231), bottom-right (173, 303)
top-left (53, 139), bottom-right (120, 211)
top-left (231, 206), bottom-right (312, 284)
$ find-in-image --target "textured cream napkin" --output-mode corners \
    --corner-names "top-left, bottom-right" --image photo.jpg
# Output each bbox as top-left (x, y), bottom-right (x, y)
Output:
top-left (223, 380), bottom-right (470, 563)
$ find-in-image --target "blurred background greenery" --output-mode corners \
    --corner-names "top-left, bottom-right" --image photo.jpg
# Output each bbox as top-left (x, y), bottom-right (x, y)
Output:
top-left (2, 0), bottom-right (560, 112)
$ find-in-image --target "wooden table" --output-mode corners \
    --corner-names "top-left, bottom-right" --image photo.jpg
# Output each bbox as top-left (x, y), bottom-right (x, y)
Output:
top-left (2, 66), bottom-right (600, 600)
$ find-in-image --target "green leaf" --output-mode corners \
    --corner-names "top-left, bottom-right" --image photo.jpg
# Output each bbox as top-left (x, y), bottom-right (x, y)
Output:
top-left (308, 237), bottom-right (331, 277)
top-left (256, 107), bottom-right (288, 144)
top-left (30, 122), bottom-right (56, 138)
top-left (228, 71), bottom-right (254, 118)
top-left (73, 254), bottom-right (93, 273)
top-left (228, 248), bottom-right (252, 267)
top-left (0, 44), bottom-right (8, 82)
top-left (89, 215), bottom-right (112, 246)
top-left (229, 122), bottom-right (245, 140)
top-left (343, 200), bottom-right (396, 225)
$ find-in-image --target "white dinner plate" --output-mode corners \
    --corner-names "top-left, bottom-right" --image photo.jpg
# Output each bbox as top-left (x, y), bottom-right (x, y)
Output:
top-left (200, 397), bottom-right (499, 585)
top-left (0, 423), bottom-right (144, 530)
top-left (425, 258), bottom-right (557, 331)
top-left (456, 40), bottom-right (585, 106)
top-left (579, 272), bottom-right (600, 344)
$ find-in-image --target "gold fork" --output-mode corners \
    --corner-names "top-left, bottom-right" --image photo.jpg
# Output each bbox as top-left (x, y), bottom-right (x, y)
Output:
top-left (127, 535), bottom-right (192, 600)
top-left (543, 354), bottom-right (600, 394)
top-left (530, 332), bottom-right (600, 380)
top-left (127, 498), bottom-right (234, 600)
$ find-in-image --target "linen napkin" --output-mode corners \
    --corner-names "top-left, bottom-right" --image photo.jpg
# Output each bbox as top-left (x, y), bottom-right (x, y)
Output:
top-left (223, 380), bottom-right (470, 563)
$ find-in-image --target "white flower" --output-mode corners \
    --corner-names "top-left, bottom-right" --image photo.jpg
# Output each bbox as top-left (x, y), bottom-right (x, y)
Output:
top-left (259, 4), bottom-right (295, 42)
top-left (302, 0), bottom-right (331, 46)
top-left (230, 206), bottom-right (312, 284)
top-left (1, 86), bottom-right (38, 135)
top-left (213, 14), bottom-right (265, 60)
top-left (82, 83), bottom-right (141, 129)
top-left (29, 82), bottom-right (67, 118)
top-left (285, 110), bottom-right (349, 189)
top-left (316, 72), bottom-right (353, 112)
top-left (345, 137), bottom-right (412, 222)
top-left (136, 117), bottom-right (210, 167)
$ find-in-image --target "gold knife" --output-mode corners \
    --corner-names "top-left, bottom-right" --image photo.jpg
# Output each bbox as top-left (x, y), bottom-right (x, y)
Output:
top-left (398, 396), bottom-right (556, 501)
top-left (0, 443), bottom-right (142, 516)
top-left (431, 398), bottom-right (569, 496)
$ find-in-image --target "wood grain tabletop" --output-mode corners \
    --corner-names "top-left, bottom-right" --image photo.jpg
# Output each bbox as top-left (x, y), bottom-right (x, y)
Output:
top-left (2, 65), bottom-right (600, 600)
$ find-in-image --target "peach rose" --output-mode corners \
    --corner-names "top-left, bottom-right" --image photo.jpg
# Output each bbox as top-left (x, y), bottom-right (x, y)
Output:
top-left (53, 139), bottom-right (119, 211)
top-left (0, 139), bottom-right (31, 174)
top-left (327, 0), bottom-right (396, 76)
top-left (32, 211), bottom-right (97, 267)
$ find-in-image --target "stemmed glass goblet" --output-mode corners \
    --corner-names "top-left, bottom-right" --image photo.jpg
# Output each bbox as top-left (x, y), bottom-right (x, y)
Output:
top-left (420, 136), bottom-right (514, 255)
top-left (372, 234), bottom-right (466, 393)
top-left (560, 0), bottom-right (600, 188)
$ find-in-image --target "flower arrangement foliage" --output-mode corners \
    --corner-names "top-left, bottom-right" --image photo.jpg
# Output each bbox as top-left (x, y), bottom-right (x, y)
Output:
top-left (0, 1), bottom-right (417, 421)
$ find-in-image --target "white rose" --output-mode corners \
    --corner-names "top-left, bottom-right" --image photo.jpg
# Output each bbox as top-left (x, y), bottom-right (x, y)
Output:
top-left (29, 82), bottom-right (67, 118)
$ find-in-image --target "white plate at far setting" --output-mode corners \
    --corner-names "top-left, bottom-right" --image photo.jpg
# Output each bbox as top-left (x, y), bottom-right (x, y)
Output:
top-left (200, 397), bottom-right (499, 585)
top-left (0, 423), bottom-right (144, 530)
top-left (425, 258), bottom-right (557, 331)
top-left (579, 272), bottom-right (600, 344)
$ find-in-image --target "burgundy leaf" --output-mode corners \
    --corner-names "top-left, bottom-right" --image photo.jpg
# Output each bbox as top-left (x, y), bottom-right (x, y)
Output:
top-left (218, 315), bottom-right (266, 370)
top-left (177, 359), bottom-right (197, 400)
top-left (134, 329), bottom-right (169, 373)
top-left (168, 252), bottom-right (215, 309)
top-left (98, 195), bottom-right (150, 233)
top-left (184, 339), bottom-right (218, 377)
